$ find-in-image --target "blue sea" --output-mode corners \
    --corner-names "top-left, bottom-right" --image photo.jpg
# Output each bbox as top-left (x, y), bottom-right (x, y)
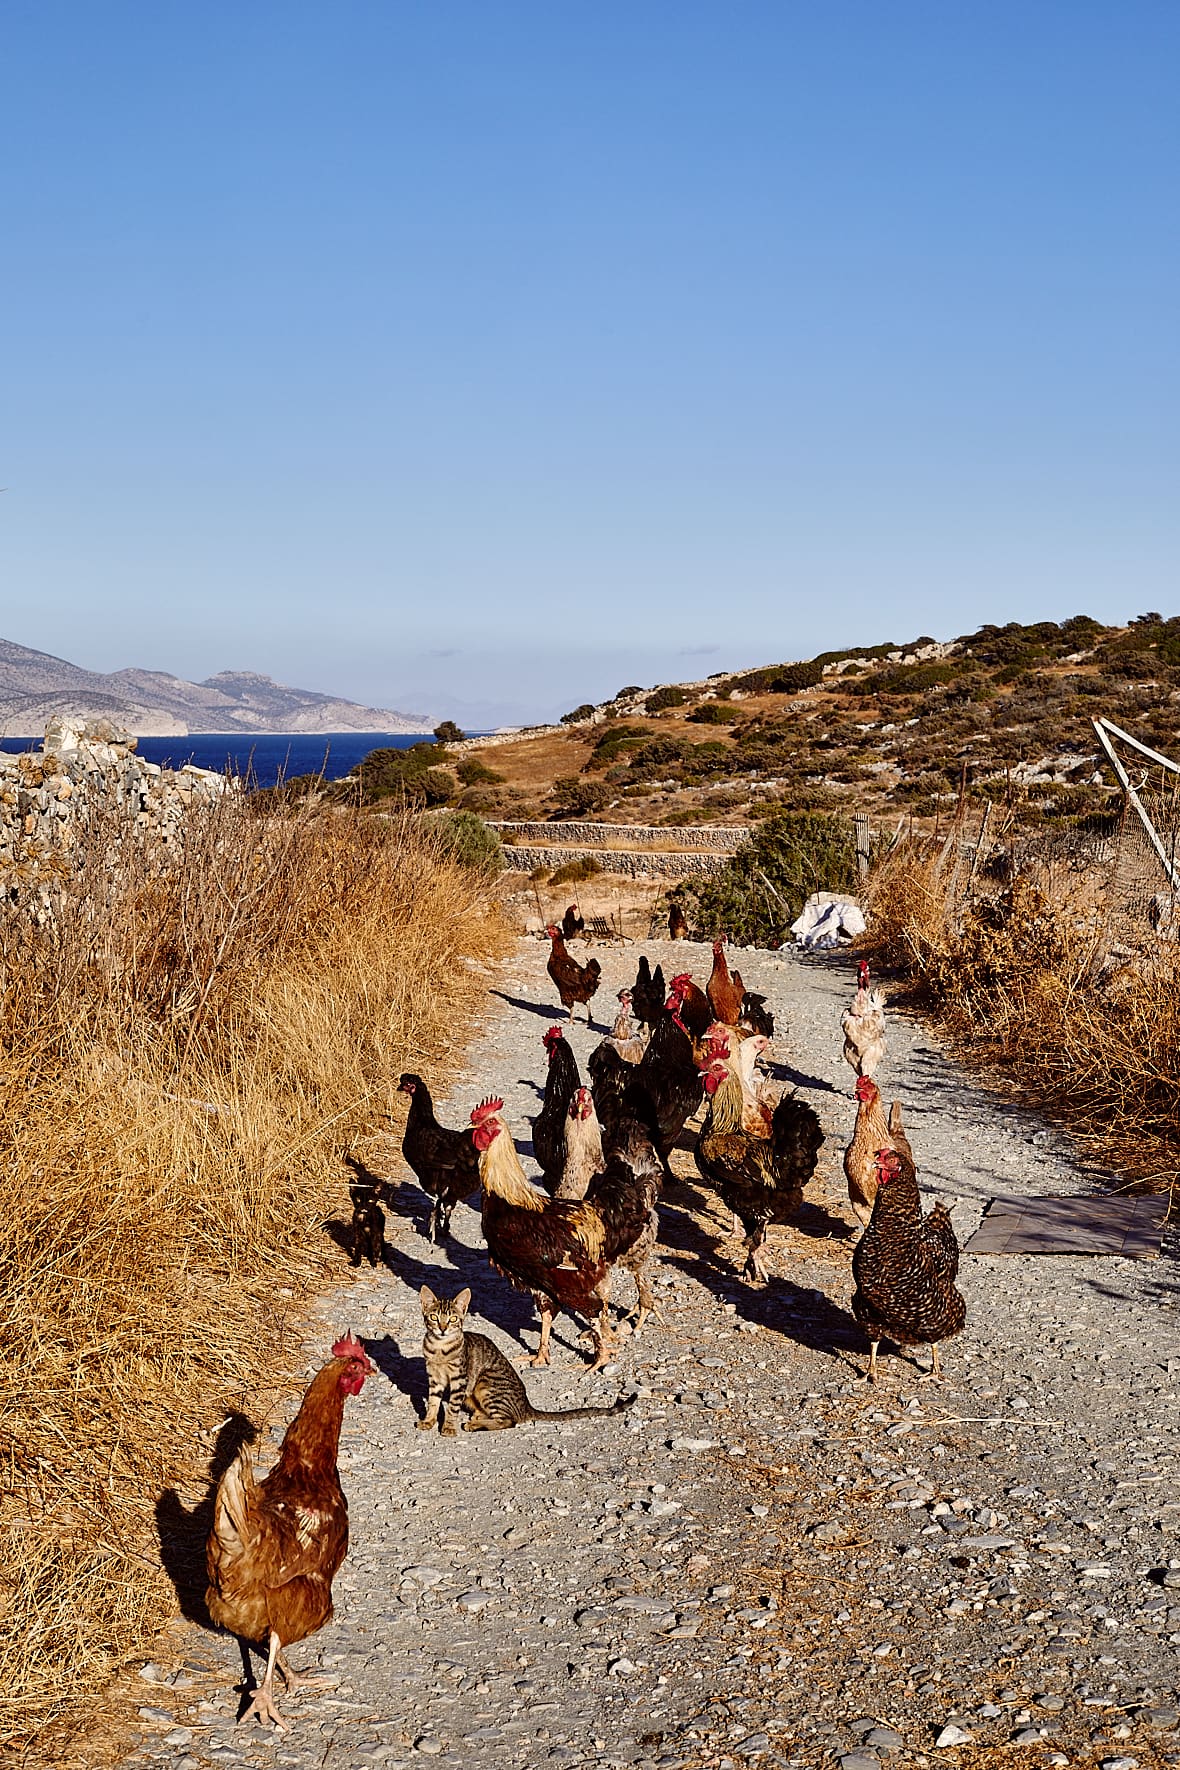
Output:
top-left (0, 732), bottom-right (443, 789)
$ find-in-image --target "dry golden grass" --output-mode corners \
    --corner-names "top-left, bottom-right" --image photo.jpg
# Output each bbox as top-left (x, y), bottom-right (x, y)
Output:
top-left (863, 841), bottom-right (1180, 1187)
top-left (0, 793), bottom-right (507, 1760)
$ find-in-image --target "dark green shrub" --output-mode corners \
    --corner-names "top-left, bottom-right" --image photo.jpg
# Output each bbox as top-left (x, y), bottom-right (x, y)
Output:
top-left (428, 810), bottom-right (504, 874)
top-left (687, 702), bottom-right (736, 724)
top-left (433, 720), bottom-right (464, 743)
top-left (457, 756), bottom-right (505, 785)
top-left (677, 810), bottom-right (857, 945)
top-left (551, 776), bottom-right (611, 816)
top-left (355, 745), bottom-right (456, 807)
top-left (561, 703), bottom-right (597, 725)
top-left (645, 686), bottom-right (687, 713)
top-left (549, 855), bottom-right (603, 885)
top-left (584, 724), bottom-right (649, 770)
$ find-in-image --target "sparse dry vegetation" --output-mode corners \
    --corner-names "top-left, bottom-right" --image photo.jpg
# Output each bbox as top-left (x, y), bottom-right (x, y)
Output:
top-left (862, 838), bottom-right (1180, 1185)
top-left (0, 792), bottom-right (505, 1760)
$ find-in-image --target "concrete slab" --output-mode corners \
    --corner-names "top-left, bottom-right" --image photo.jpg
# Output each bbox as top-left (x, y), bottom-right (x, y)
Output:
top-left (965, 1191), bottom-right (1169, 1258)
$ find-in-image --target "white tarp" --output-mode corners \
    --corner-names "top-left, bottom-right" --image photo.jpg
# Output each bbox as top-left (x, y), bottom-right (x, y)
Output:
top-left (790, 893), bottom-right (867, 948)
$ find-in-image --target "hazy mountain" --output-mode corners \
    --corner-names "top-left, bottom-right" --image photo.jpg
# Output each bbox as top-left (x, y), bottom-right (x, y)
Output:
top-left (0, 639), bottom-right (432, 736)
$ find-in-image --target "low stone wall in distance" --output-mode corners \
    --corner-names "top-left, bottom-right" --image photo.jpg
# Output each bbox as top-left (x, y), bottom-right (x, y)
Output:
top-left (499, 845), bottom-right (731, 879)
top-left (489, 820), bottom-right (747, 852)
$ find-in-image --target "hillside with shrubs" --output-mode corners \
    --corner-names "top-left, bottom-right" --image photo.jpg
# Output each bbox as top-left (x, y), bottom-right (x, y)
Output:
top-left (376, 613), bottom-right (1180, 835)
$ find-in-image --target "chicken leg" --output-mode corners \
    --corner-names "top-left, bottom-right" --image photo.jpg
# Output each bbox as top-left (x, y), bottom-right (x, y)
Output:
top-left (241, 1630), bottom-right (289, 1732)
top-left (516, 1305), bottom-right (555, 1366)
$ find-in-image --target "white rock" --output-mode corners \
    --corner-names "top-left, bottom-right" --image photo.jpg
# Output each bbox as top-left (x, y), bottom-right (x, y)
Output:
top-left (934, 1723), bottom-right (973, 1746)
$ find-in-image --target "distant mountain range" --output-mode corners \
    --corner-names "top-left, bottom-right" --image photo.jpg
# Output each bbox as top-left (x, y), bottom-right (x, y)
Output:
top-left (0, 639), bottom-right (432, 736)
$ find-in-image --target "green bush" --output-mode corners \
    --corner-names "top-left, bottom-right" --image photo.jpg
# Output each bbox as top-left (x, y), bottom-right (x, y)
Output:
top-left (561, 703), bottom-right (597, 725)
top-left (427, 810), bottom-right (504, 874)
top-left (355, 745), bottom-right (456, 807)
top-left (433, 720), bottom-right (465, 743)
top-left (677, 810), bottom-right (857, 945)
top-left (551, 775), bottom-right (611, 816)
top-left (584, 724), bottom-right (650, 771)
top-left (645, 686), bottom-right (687, 713)
top-left (687, 701), bottom-right (737, 724)
top-left (549, 855), bottom-right (603, 885)
top-left (457, 756), bottom-right (505, 785)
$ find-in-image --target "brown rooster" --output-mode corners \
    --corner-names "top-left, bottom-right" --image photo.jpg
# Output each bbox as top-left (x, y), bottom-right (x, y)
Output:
top-left (706, 939), bottom-right (746, 1027)
top-left (843, 1075), bottom-right (894, 1228)
top-left (472, 1097), bottom-right (656, 1368)
top-left (852, 1147), bottom-right (966, 1382)
top-left (668, 970), bottom-right (713, 1042)
top-left (694, 1058), bottom-right (823, 1281)
top-left (546, 925), bottom-right (602, 1024)
top-left (205, 1334), bottom-right (376, 1731)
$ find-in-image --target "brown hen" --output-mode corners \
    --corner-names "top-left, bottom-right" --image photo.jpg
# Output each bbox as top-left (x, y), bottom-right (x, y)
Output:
top-left (205, 1335), bottom-right (375, 1731)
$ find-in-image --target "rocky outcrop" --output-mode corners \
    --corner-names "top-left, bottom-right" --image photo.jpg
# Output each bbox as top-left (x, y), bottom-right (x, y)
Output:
top-left (0, 718), bottom-right (231, 917)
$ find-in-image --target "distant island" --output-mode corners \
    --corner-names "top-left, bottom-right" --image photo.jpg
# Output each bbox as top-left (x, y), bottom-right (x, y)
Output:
top-left (0, 637), bottom-right (432, 736)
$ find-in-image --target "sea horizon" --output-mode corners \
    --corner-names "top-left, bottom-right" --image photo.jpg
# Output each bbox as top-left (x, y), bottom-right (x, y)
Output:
top-left (0, 730), bottom-right (497, 790)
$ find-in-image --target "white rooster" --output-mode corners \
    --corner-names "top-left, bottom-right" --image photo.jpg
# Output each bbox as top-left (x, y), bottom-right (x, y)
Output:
top-left (841, 959), bottom-right (887, 1078)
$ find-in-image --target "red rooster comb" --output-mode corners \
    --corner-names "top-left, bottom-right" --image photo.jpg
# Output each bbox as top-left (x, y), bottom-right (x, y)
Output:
top-left (854, 1074), bottom-right (878, 1102)
top-left (331, 1331), bottom-right (373, 1366)
top-left (542, 1026), bottom-right (564, 1050)
top-left (857, 960), bottom-right (870, 988)
top-left (670, 972), bottom-right (692, 990)
top-left (470, 1096), bottom-right (505, 1125)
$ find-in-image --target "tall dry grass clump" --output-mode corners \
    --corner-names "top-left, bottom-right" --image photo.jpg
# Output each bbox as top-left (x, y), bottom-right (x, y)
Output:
top-left (863, 840), bottom-right (1180, 1180)
top-left (0, 790), bottom-right (506, 1759)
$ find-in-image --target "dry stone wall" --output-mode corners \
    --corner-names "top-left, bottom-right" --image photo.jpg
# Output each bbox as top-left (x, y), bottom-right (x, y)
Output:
top-left (0, 718), bottom-right (232, 914)
top-left (489, 819), bottom-right (747, 851)
top-left (499, 845), bottom-right (731, 879)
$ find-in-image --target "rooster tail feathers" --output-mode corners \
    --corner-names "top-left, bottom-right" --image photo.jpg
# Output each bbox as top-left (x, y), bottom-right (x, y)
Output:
top-left (568, 1202), bottom-right (606, 1263)
top-left (212, 1445), bottom-right (257, 1558)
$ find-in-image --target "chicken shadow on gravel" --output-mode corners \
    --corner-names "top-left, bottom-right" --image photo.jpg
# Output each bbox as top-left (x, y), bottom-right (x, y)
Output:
top-left (155, 1411), bottom-right (257, 1629)
top-left (490, 987), bottom-right (579, 1023)
top-left (374, 1231), bottom-right (591, 1364)
top-left (763, 1058), bottom-right (840, 1095)
top-left (363, 1333), bottom-right (428, 1411)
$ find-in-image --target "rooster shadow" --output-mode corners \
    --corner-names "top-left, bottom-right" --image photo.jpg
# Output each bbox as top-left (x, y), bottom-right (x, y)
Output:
top-left (155, 1410), bottom-right (258, 1631)
top-left (490, 988), bottom-right (572, 1023)
top-left (763, 1058), bottom-right (840, 1096)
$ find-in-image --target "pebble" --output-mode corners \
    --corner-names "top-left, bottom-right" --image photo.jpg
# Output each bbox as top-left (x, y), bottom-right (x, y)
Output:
top-left (839, 1755), bottom-right (881, 1770)
top-left (934, 1723), bottom-right (973, 1746)
top-left (864, 1727), bottom-right (904, 1751)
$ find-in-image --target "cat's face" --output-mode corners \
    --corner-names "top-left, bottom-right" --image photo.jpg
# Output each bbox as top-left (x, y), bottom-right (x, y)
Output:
top-left (419, 1284), bottom-right (472, 1327)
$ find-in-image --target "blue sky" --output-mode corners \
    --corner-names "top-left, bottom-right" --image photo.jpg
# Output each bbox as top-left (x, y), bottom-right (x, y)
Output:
top-left (2, 4), bottom-right (1177, 727)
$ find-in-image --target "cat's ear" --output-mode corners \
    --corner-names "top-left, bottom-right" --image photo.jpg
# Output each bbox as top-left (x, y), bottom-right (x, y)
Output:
top-left (419, 1284), bottom-right (437, 1309)
top-left (455, 1287), bottom-right (472, 1316)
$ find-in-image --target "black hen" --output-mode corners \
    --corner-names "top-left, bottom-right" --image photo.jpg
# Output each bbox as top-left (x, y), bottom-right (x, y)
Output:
top-left (591, 1010), bottom-right (700, 1180)
top-left (531, 1025), bottom-right (582, 1193)
top-left (397, 1074), bottom-right (480, 1242)
top-left (738, 991), bottom-right (775, 1039)
top-left (631, 955), bottom-right (666, 1035)
top-left (561, 902), bottom-right (585, 941)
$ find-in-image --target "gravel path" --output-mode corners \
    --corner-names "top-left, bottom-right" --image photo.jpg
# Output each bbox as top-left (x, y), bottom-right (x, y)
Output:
top-left (122, 937), bottom-right (1180, 1770)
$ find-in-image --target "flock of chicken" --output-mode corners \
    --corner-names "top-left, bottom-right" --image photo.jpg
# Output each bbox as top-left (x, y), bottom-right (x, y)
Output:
top-left (202, 925), bottom-right (967, 1732)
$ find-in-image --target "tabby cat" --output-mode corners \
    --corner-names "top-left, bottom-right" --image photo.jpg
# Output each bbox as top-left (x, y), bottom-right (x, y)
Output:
top-left (418, 1285), bottom-right (636, 1433)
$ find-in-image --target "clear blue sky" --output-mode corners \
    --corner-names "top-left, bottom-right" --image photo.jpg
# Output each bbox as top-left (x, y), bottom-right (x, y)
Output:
top-left (2, 3), bottom-right (1177, 727)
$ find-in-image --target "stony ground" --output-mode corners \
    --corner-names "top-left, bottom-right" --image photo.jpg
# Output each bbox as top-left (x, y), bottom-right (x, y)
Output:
top-left (119, 937), bottom-right (1180, 1770)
